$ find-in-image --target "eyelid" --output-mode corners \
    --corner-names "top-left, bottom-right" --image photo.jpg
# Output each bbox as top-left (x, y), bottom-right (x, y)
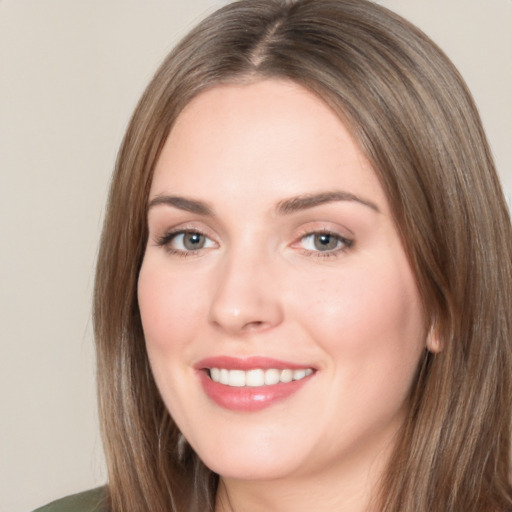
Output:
top-left (153, 225), bottom-right (219, 256)
top-left (291, 225), bottom-right (354, 258)
top-left (151, 221), bottom-right (354, 258)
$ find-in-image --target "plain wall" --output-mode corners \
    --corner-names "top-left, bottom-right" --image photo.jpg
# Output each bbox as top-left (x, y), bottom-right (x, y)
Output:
top-left (1, 1), bottom-right (510, 511)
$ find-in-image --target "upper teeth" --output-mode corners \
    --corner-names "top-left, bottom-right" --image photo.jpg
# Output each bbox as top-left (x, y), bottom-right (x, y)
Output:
top-left (209, 368), bottom-right (313, 387)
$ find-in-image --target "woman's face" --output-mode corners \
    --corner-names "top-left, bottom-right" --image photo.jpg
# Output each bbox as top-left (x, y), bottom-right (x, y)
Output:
top-left (138, 80), bottom-right (426, 484)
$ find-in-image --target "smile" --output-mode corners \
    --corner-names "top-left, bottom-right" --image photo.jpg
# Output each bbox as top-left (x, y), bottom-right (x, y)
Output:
top-left (196, 357), bottom-right (317, 411)
top-left (208, 367), bottom-right (314, 387)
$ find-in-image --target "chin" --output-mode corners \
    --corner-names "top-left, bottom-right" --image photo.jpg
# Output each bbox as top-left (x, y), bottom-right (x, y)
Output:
top-left (190, 434), bottom-right (311, 481)
top-left (202, 455), bottom-right (303, 481)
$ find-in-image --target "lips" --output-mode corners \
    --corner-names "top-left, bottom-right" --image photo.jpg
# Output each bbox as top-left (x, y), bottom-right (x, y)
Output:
top-left (195, 356), bottom-right (316, 411)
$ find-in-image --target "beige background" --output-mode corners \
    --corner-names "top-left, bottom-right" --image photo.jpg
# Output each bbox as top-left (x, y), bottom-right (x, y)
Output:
top-left (1, 1), bottom-right (510, 511)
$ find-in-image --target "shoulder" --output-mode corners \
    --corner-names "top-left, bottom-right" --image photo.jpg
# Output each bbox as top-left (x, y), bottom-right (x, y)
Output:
top-left (32, 487), bottom-right (107, 512)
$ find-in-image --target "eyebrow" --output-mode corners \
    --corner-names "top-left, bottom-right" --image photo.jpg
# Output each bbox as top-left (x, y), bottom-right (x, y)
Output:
top-left (147, 195), bottom-right (214, 216)
top-left (147, 190), bottom-right (380, 216)
top-left (275, 191), bottom-right (380, 215)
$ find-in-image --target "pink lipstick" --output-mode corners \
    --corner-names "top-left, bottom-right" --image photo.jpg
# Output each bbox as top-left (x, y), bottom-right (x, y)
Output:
top-left (195, 357), bottom-right (315, 411)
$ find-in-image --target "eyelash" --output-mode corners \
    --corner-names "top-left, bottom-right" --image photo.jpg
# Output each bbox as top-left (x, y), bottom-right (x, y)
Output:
top-left (295, 229), bottom-right (353, 259)
top-left (155, 229), bottom-right (216, 256)
top-left (154, 228), bottom-right (354, 258)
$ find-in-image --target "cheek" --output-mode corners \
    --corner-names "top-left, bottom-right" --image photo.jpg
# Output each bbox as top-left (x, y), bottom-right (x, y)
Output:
top-left (288, 260), bottom-right (426, 446)
top-left (137, 258), bottom-right (206, 353)
top-left (137, 258), bottom-right (210, 430)
top-left (291, 257), bottom-right (425, 376)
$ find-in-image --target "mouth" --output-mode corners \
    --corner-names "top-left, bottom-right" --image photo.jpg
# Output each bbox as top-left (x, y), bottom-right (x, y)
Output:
top-left (196, 357), bottom-right (316, 411)
top-left (208, 367), bottom-right (314, 387)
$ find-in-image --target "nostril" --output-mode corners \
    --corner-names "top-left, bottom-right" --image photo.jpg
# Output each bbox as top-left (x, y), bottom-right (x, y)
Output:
top-left (243, 320), bottom-right (266, 331)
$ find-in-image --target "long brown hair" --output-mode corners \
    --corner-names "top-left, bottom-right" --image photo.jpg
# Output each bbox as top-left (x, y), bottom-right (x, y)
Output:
top-left (93, 1), bottom-right (512, 510)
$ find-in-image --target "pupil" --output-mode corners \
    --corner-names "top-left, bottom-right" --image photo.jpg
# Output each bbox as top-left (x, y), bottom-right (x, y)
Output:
top-left (184, 233), bottom-right (204, 250)
top-left (314, 234), bottom-right (337, 251)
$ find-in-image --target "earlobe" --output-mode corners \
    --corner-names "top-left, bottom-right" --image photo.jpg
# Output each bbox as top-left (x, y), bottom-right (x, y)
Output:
top-left (426, 323), bottom-right (443, 353)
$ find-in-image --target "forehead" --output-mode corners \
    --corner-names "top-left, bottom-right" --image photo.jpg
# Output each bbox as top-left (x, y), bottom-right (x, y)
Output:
top-left (151, 79), bottom-right (387, 213)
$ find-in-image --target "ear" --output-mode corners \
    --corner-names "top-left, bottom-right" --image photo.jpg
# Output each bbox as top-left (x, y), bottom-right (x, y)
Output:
top-left (426, 323), bottom-right (443, 353)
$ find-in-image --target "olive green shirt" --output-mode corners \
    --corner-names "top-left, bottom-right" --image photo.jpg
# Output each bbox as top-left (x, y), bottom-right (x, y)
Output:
top-left (33, 487), bottom-right (107, 512)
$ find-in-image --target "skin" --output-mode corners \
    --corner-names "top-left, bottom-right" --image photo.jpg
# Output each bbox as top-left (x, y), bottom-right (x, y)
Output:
top-left (138, 80), bottom-right (427, 512)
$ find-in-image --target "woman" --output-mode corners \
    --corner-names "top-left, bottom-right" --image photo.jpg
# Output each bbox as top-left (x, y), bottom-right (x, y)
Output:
top-left (36, 0), bottom-right (512, 511)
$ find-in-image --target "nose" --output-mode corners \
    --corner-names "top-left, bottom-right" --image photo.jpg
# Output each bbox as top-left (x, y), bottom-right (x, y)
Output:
top-left (208, 250), bottom-right (284, 335)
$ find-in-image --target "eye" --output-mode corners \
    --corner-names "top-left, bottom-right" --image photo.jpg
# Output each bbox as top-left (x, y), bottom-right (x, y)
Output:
top-left (299, 231), bottom-right (353, 254)
top-left (156, 230), bottom-right (216, 254)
